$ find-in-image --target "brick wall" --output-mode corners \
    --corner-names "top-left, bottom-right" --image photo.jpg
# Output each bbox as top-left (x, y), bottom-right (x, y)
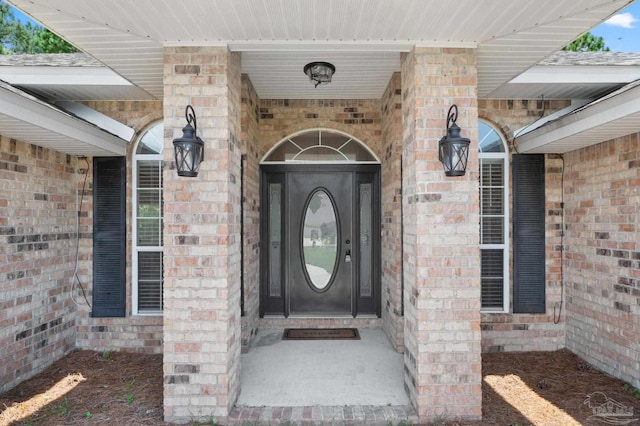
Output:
top-left (479, 99), bottom-right (571, 352)
top-left (162, 46), bottom-right (242, 422)
top-left (240, 74), bottom-right (260, 351)
top-left (0, 135), bottom-right (77, 393)
top-left (73, 101), bottom-right (163, 353)
top-left (380, 73), bottom-right (404, 351)
top-left (401, 47), bottom-right (482, 421)
top-left (258, 99), bottom-right (382, 158)
top-left (564, 133), bottom-right (640, 388)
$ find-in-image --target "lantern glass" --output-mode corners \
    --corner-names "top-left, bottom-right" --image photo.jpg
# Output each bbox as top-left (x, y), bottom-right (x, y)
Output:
top-left (439, 137), bottom-right (470, 177)
top-left (174, 137), bottom-right (204, 177)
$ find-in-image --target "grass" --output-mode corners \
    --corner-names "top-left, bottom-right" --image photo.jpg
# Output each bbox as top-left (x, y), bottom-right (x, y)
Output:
top-left (624, 383), bottom-right (640, 399)
top-left (304, 245), bottom-right (338, 272)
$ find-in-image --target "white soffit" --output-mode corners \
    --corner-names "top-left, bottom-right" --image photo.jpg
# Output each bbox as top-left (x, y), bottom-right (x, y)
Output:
top-left (0, 81), bottom-right (129, 156)
top-left (515, 81), bottom-right (640, 154)
top-left (490, 66), bottom-right (639, 99)
top-left (6, 0), bottom-right (631, 100)
top-left (0, 55), bottom-right (155, 101)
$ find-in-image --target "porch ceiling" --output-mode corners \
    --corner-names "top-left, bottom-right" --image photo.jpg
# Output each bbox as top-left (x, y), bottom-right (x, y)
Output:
top-left (7, 0), bottom-right (632, 100)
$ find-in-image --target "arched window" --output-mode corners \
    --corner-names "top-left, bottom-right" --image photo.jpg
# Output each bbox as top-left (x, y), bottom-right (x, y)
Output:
top-left (132, 121), bottom-right (163, 315)
top-left (262, 129), bottom-right (379, 163)
top-left (479, 120), bottom-right (509, 312)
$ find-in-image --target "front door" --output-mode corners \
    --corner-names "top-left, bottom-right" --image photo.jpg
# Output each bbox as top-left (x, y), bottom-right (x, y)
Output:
top-left (261, 165), bottom-right (380, 317)
top-left (288, 171), bottom-right (352, 315)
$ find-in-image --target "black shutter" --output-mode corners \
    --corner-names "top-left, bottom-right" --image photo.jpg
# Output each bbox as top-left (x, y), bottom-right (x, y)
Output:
top-left (92, 157), bottom-right (126, 317)
top-left (513, 154), bottom-right (545, 313)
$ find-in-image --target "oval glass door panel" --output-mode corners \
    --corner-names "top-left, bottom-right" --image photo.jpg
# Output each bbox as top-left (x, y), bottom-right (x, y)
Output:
top-left (302, 190), bottom-right (338, 290)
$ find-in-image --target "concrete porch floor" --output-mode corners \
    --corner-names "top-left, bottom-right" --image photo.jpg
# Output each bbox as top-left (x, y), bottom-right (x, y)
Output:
top-left (233, 328), bottom-right (417, 424)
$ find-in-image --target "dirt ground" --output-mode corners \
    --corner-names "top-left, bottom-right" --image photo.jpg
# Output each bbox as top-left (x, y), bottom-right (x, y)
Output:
top-left (1, 348), bottom-right (639, 425)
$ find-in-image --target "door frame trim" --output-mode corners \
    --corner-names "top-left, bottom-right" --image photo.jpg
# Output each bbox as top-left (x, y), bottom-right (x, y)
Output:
top-left (260, 164), bottom-right (381, 318)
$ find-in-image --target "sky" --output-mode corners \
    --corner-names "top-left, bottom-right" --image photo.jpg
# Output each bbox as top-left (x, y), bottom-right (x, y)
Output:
top-left (3, 0), bottom-right (640, 53)
top-left (590, 1), bottom-right (640, 52)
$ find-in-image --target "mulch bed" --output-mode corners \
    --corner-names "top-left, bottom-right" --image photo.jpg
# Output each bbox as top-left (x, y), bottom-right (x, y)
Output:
top-left (1, 348), bottom-right (638, 425)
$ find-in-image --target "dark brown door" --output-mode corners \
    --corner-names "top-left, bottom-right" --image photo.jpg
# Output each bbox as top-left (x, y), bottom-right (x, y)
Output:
top-left (288, 172), bottom-right (353, 315)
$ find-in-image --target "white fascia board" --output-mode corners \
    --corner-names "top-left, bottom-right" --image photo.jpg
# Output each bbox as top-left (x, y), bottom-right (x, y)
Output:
top-left (516, 84), bottom-right (640, 153)
top-left (55, 101), bottom-right (135, 142)
top-left (510, 65), bottom-right (640, 85)
top-left (0, 66), bottom-right (132, 86)
top-left (0, 86), bottom-right (127, 156)
top-left (513, 100), bottom-right (590, 138)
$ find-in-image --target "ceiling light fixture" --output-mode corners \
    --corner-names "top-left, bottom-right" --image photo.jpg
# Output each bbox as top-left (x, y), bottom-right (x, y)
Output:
top-left (303, 62), bottom-right (335, 88)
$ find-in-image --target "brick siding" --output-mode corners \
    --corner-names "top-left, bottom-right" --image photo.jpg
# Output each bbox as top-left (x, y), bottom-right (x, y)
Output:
top-left (401, 47), bottom-right (482, 422)
top-left (162, 46), bottom-right (242, 422)
top-left (380, 73), bottom-right (404, 351)
top-left (258, 99), bottom-right (382, 158)
top-left (240, 75), bottom-right (261, 352)
top-left (564, 133), bottom-right (640, 388)
top-left (0, 135), bottom-right (77, 393)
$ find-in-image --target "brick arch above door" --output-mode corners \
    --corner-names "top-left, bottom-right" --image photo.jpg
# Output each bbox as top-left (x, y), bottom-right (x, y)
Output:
top-left (257, 99), bottom-right (383, 159)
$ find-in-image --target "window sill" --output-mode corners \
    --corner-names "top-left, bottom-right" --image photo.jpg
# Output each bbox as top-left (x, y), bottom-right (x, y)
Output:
top-left (481, 309), bottom-right (509, 314)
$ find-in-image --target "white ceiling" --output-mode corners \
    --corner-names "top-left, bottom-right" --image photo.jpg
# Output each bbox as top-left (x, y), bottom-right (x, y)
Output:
top-left (7, 0), bottom-right (633, 100)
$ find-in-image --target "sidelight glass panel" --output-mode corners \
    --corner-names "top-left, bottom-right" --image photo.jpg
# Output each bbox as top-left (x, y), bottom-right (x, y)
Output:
top-left (359, 183), bottom-right (372, 297)
top-left (269, 183), bottom-right (282, 297)
top-left (302, 190), bottom-right (338, 290)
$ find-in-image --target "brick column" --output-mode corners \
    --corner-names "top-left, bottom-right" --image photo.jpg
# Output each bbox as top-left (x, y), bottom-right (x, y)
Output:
top-left (401, 47), bottom-right (482, 421)
top-left (162, 46), bottom-right (242, 423)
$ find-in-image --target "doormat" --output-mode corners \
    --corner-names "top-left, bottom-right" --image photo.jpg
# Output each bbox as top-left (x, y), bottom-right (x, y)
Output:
top-left (282, 328), bottom-right (360, 340)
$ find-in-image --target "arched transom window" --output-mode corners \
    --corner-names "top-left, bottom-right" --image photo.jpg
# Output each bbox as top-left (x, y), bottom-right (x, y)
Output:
top-left (262, 129), bottom-right (379, 164)
top-left (479, 120), bottom-right (509, 312)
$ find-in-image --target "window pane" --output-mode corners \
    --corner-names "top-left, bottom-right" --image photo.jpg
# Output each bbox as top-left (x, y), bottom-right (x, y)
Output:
top-left (481, 217), bottom-right (504, 244)
top-left (269, 183), bottom-right (282, 297)
top-left (360, 183), bottom-right (372, 297)
top-left (303, 190), bottom-right (338, 290)
top-left (481, 159), bottom-right (503, 186)
top-left (481, 249), bottom-right (504, 309)
top-left (138, 218), bottom-right (162, 246)
top-left (481, 187), bottom-right (503, 215)
top-left (138, 190), bottom-right (161, 217)
top-left (479, 122), bottom-right (505, 153)
top-left (136, 123), bottom-right (163, 154)
top-left (263, 130), bottom-right (376, 163)
top-left (138, 251), bottom-right (163, 311)
top-left (138, 161), bottom-right (161, 188)
top-left (340, 140), bottom-right (377, 162)
top-left (295, 146), bottom-right (346, 162)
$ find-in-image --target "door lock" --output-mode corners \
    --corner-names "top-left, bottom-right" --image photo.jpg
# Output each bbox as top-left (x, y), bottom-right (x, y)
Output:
top-left (345, 249), bottom-right (351, 263)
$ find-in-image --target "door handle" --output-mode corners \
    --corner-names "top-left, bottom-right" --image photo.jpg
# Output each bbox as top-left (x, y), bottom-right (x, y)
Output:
top-left (345, 249), bottom-right (351, 263)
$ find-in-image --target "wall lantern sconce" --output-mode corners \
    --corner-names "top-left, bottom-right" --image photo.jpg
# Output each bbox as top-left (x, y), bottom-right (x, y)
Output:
top-left (173, 105), bottom-right (204, 177)
top-left (438, 104), bottom-right (470, 177)
top-left (303, 61), bottom-right (335, 88)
